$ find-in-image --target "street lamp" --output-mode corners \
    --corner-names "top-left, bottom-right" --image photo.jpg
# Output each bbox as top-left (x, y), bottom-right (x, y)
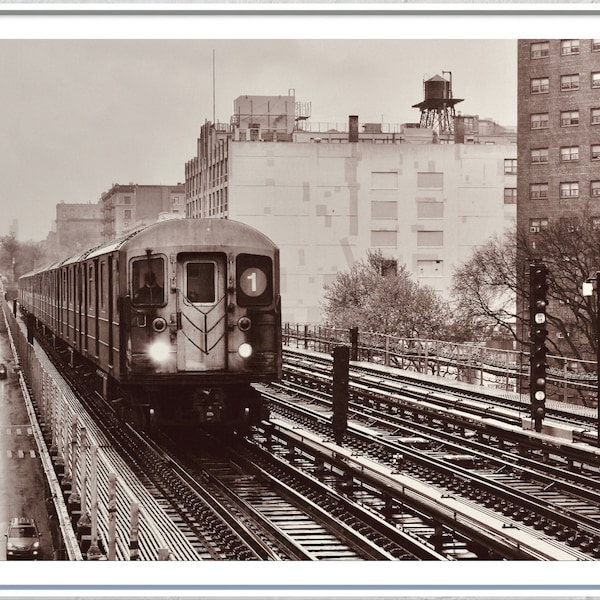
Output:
top-left (582, 271), bottom-right (600, 447)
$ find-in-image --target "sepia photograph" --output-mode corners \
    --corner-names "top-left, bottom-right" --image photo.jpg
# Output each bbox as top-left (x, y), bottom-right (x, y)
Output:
top-left (0, 9), bottom-right (599, 598)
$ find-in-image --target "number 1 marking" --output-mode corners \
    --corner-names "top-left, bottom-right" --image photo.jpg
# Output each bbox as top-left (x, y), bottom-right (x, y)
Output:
top-left (247, 270), bottom-right (257, 292)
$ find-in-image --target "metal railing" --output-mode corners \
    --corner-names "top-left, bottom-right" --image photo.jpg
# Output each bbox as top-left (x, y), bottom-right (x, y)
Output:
top-left (282, 323), bottom-right (598, 407)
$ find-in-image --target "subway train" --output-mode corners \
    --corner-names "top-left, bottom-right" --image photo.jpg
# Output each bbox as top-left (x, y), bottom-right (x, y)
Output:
top-left (18, 218), bottom-right (282, 431)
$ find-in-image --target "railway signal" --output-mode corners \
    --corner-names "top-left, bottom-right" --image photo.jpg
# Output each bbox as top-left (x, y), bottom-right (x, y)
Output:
top-left (530, 263), bottom-right (548, 431)
top-left (332, 345), bottom-right (350, 445)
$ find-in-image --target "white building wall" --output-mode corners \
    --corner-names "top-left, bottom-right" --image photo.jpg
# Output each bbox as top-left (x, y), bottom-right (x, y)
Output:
top-left (227, 141), bottom-right (516, 324)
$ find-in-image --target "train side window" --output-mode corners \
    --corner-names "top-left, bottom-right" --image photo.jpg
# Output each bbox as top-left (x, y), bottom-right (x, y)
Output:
top-left (185, 262), bottom-right (216, 303)
top-left (100, 261), bottom-right (105, 310)
top-left (236, 254), bottom-right (273, 307)
top-left (88, 265), bottom-right (94, 308)
top-left (132, 257), bottom-right (165, 306)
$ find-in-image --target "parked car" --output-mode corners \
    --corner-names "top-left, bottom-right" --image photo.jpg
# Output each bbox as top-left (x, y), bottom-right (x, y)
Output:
top-left (5, 518), bottom-right (41, 560)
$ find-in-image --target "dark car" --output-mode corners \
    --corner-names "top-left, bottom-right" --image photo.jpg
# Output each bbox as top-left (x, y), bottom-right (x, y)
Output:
top-left (5, 518), bottom-right (41, 560)
top-left (0, 363), bottom-right (7, 379)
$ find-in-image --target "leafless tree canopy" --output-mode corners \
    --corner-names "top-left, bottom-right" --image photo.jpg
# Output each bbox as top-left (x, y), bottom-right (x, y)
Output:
top-left (0, 235), bottom-right (43, 284)
top-left (323, 250), bottom-right (474, 342)
top-left (452, 206), bottom-right (600, 362)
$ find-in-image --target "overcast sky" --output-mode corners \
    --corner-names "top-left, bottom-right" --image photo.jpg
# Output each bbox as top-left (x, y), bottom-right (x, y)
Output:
top-left (0, 37), bottom-right (517, 242)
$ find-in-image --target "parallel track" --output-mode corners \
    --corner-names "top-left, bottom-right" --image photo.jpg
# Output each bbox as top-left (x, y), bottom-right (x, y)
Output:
top-left (262, 349), bottom-right (600, 558)
top-left (20, 316), bottom-right (440, 560)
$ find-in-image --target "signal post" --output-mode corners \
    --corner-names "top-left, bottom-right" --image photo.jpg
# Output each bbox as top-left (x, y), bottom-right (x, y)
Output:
top-left (332, 345), bottom-right (350, 445)
top-left (530, 262), bottom-right (549, 433)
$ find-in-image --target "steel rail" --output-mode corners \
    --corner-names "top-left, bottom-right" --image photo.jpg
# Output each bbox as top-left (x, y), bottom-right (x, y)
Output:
top-left (261, 383), bottom-right (595, 559)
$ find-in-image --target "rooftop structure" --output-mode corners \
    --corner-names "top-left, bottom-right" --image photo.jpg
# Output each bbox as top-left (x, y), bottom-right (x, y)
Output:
top-left (185, 90), bottom-right (516, 323)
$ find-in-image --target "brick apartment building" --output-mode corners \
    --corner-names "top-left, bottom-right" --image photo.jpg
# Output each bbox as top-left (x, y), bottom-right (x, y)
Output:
top-left (517, 39), bottom-right (600, 350)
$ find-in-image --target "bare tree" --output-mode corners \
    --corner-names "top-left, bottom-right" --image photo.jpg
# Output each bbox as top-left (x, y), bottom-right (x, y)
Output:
top-left (451, 227), bottom-right (518, 342)
top-left (452, 206), bottom-right (600, 361)
top-left (0, 235), bottom-right (43, 283)
top-left (323, 250), bottom-right (473, 341)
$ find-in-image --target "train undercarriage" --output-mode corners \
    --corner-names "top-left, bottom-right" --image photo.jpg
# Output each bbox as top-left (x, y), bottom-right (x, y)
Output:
top-left (114, 382), bottom-right (268, 434)
top-left (30, 318), bottom-right (269, 436)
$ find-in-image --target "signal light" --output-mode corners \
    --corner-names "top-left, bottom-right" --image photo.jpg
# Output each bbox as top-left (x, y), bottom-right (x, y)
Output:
top-left (532, 404), bottom-right (546, 419)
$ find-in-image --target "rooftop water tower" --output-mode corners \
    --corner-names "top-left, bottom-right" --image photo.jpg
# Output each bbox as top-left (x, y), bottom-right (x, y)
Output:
top-left (412, 71), bottom-right (463, 135)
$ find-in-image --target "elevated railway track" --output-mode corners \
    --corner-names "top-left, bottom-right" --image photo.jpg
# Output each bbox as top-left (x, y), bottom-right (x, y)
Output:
top-left (6, 298), bottom-right (600, 560)
top-left (4, 304), bottom-right (440, 560)
top-left (262, 348), bottom-right (600, 559)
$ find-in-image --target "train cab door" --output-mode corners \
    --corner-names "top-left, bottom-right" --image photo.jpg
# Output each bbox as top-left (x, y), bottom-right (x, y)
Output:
top-left (176, 254), bottom-right (227, 372)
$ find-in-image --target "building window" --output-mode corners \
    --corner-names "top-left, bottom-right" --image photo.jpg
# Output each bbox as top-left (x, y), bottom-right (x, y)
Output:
top-left (417, 260), bottom-right (443, 278)
top-left (124, 209), bottom-right (132, 219)
top-left (531, 113), bottom-right (549, 129)
top-left (530, 183), bottom-right (548, 199)
top-left (124, 196), bottom-right (132, 205)
top-left (592, 108), bottom-right (600, 125)
top-left (372, 171), bottom-right (399, 190)
top-left (371, 231), bottom-right (397, 247)
top-left (592, 72), bottom-right (600, 89)
top-left (593, 39), bottom-right (600, 52)
top-left (531, 77), bottom-right (549, 93)
top-left (560, 217), bottom-right (578, 233)
top-left (417, 231), bottom-right (443, 247)
top-left (372, 201), bottom-right (398, 219)
top-left (560, 74), bottom-right (580, 90)
top-left (504, 158), bottom-right (517, 174)
top-left (504, 188), bottom-right (517, 204)
top-left (561, 110), bottom-right (579, 126)
top-left (592, 181), bottom-right (600, 197)
top-left (531, 41), bottom-right (549, 58)
top-left (531, 148), bottom-right (549, 163)
top-left (529, 218), bottom-right (548, 233)
top-left (561, 39), bottom-right (580, 55)
top-left (417, 172), bottom-right (443, 188)
top-left (560, 182), bottom-right (579, 198)
top-left (593, 145), bottom-right (600, 160)
top-left (560, 146), bottom-right (579, 161)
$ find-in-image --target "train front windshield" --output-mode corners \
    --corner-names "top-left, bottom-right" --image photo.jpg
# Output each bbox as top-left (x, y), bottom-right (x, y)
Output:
top-left (132, 257), bottom-right (165, 306)
top-left (185, 262), bottom-right (216, 303)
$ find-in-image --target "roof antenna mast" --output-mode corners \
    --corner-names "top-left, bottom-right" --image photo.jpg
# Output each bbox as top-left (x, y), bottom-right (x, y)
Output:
top-left (212, 48), bottom-right (216, 124)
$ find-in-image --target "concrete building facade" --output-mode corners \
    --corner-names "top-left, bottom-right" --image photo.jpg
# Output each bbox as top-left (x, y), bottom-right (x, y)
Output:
top-left (100, 183), bottom-right (185, 242)
top-left (48, 202), bottom-right (103, 259)
top-left (186, 92), bottom-right (517, 324)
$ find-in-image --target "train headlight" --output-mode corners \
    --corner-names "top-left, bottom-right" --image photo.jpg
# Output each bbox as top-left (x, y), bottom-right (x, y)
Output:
top-left (149, 341), bottom-right (170, 363)
top-left (238, 343), bottom-right (253, 359)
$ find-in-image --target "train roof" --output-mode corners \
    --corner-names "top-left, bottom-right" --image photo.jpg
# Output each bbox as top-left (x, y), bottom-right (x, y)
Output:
top-left (19, 259), bottom-right (65, 280)
top-left (85, 218), bottom-right (277, 259)
top-left (20, 219), bottom-right (277, 279)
